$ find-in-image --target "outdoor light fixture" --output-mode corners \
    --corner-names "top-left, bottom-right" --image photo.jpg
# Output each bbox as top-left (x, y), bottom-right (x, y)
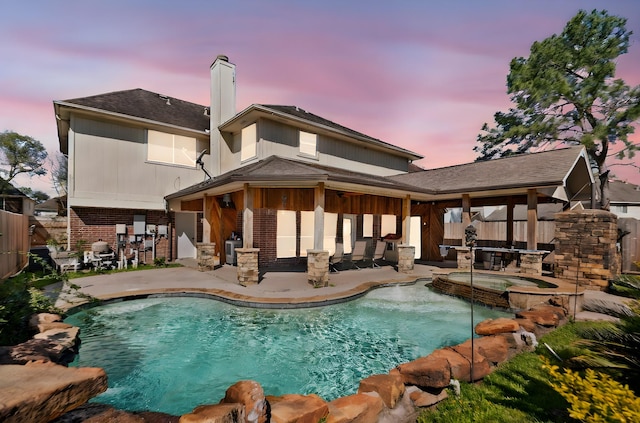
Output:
top-left (221, 193), bottom-right (234, 209)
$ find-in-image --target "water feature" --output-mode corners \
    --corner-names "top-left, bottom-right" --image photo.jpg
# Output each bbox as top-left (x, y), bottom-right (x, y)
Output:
top-left (66, 283), bottom-right (510, 415)
top-left (445, 271), bottom-right (557, 291)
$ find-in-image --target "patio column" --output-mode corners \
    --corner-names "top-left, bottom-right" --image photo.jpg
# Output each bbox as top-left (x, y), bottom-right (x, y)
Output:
top-left (308, 183), bottom-right (329, 287)
top-left (203, 194), bottom-right (212, 243)
top-left (401, 195), bottom-right (411, 244)
top-left (506, 197), bottom-right (514, 247)
top-left (243, 184), bottom-right (254, 248)
top-left (527, 189), bottom-right (538, 250)
top-left (314, 183), bottom-right (325, 250)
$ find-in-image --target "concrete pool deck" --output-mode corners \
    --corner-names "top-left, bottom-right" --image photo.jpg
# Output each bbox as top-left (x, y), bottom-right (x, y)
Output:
top-left (51, 261), bottom-right (631, 321)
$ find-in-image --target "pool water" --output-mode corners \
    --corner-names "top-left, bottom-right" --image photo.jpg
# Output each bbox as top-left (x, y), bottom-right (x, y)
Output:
top-left (66, 284), bottom-right (510, 415)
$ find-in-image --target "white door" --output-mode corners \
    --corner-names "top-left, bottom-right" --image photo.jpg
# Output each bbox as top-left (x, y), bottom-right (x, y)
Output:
top-left (176, 212), bottom-right (197, 259)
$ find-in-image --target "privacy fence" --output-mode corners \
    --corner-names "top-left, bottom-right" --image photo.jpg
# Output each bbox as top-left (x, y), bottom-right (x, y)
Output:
top-left (0, 210), bottom-right (29, 280)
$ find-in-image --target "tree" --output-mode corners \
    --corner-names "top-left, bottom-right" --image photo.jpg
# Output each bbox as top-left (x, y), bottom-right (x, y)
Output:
top-left (475, 9), bottom-right (640, 209)
top-left (19, 187), bottom-right (50, 203)
top-left (50, 153), bottom-right (67, 197)
top-left (0, 131), bottom-right (48, 184)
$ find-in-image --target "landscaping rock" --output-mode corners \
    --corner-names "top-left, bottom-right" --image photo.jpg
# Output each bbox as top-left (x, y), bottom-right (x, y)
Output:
top-left (180, 403), bottom-right (244, 423)
top-left (0, 362), bottom-right (108, 423)
top-left (475, 317), bottom-right (520, 335)
top-left (52, 403), bottom-right (145, 422)
top-left (396, 355), bottom-right (451, 389)
top-left (29, 312), bottom-right (63, 330)
top-left (516, 309), bottom-right (560, 327)
top-left (35, 321), bottom-right (75, 333)
top-left (0, 339), bottom-right (60, 364)
top-left (430, 347), bottom-right (491, 382)
top-left (357, 373), bottom-right (405, 409)
top-left (135, 411), bottom-right (181, 423)
top-left (34, 326), bottom-right (80, 351)
top-left (220, 380), bottom-right (267, 423)
top-left (514, 317), bottom-right (537, 333)
top-left (456, 335), bottom-right (509, 365)
top-left (266, 394), bottom-right (328, 423)
top-left (406, 386), bottom-right (448, 408)
top-left (326, 392), bottom-right (384, 423)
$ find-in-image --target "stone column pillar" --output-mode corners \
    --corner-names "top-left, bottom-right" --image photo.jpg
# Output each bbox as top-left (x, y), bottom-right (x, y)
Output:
top-left (397, 245), bottom-right (415, 273)
top-left (520, 251), bottom-right (543, 275)
top-left (236, 248), bottom-right (259, 286)
top-left (196, 243), bottom-right (217, 271)
top-left (554, 210), bottom-right (619, 290)
top-left (307, 249), bottom-right (329, 287)
top-left (454, 247), bottom-right (473, 269)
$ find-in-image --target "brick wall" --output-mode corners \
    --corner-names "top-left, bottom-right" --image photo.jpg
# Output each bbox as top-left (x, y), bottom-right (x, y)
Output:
top-left (69, 207), bottom-right (173, 262)
top-left (254, 208), bottom-right (277, 267)
top-left (554, 210), bottom-right (620, 290)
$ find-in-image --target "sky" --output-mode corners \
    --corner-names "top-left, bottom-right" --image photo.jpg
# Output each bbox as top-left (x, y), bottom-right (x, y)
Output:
top-left (1, 0), bottom-right (640, 196)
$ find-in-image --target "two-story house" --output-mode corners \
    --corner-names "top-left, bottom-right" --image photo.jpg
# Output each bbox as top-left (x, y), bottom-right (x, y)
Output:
top-left (54, 55), bottom-right (595, 279)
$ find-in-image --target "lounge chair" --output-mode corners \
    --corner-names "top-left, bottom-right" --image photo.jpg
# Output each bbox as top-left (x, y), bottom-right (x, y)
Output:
top-left (329, 243), bottom-right (344, 273)
top-left (350, 240), bottom-right (368, 269)
top-left (372, 241), bottom-right (386, 268)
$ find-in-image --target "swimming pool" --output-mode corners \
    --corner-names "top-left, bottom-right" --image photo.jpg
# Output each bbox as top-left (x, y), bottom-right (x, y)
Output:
top-left (66, 284), bottom-right (510, 415)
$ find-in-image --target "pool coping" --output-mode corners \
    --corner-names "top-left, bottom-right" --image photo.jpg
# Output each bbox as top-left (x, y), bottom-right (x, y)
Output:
top-left (61, 277), bottom-right (428, 314)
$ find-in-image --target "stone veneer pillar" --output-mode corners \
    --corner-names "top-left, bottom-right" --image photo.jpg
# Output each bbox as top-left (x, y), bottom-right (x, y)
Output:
top-left (236, 248), bottom-right (260, 286)
top-left (397, 245), bottom-right (415, 273)
top-left (196, 243), bottom-right (217, 271)
top-left (307, 249), bottom-right (329, 287)
top-left (455, 247), bottom-right (473, 270)
top-left (519, 251), bottom-right (544, 276)
top-left (554, 210), bottom-right (619, 290)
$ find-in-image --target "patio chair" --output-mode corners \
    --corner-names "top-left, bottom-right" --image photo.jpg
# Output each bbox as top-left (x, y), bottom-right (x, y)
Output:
top-left (329, 243), bottom-right (344, 273)
top-left (350, 240), bottom-right (368, 269)
top-left (372, 241), bottom-right (386, 268)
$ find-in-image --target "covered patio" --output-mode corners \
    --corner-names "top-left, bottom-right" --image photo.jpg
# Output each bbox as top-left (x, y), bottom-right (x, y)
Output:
top-left (166, 147), bottom-right (594, 285)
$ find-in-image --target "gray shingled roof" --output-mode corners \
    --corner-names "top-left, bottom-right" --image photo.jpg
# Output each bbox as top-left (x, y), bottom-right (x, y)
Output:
top-left (390, 147), bottom-right (586, 194)
top-left (166, 155), bottom-right (424, 200)
top-left (609, 180), bottom-right (640, 204)
top-left (57, 89), bottom-right (210, 132)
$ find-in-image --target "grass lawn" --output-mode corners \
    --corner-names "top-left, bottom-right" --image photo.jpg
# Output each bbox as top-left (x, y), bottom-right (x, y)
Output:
top-left (417, 322), bottom-right (603, 423)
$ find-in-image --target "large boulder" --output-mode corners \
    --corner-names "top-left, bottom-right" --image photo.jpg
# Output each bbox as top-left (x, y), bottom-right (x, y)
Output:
top-left (0, 362), bottom-right (108, 423)
top-left (430, 347), bottom-right (491, 382)
top-left (456, 335), bottom-right (509, 365)
top-left (396, 355), bottom-right (451, 389)
top-left (180, 403), bottom-right (244, 423)
top-left (266, 394), bottom-right (328, 423)
top-left (475, 318), bottom-right (520, 335)
top-left (357, 374), bottom-right (405, 409)
top-left (406, 386), bottom-right (448, 408)
top-left (29, 312), bottom-right (64, 329)
top-left (516, 309), bottom-right (560, 327)
top-left (220, 380), bottom-right (267, 423)
top-left (326, 393), bottom-right (384, 423)
top-left (52, 404), bottom-right (147, 422)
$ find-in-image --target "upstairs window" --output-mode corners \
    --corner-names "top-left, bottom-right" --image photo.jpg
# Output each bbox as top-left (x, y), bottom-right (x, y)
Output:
top-left (241, 123), bottom-right (257, 162)
top-left (147, 130), bottom-right (197, 167)
top-left (299, 131), bottom-right (317, 157)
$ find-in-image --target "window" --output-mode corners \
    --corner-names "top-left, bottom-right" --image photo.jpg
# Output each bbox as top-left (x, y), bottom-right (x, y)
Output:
top-left (276, 210), bottom-right (296, 258)
top-left (324, 212), bottom-right (338, 255)
top-left (381, 214), bottom-right (397, 237)
top-left (299, 131), bottom-right (317, 157)
top-left (363, 214), bottom-right (373, 237)
top-left (241, 123), bottom-right (257, 162)
top-left (147, 130), bottom-right (197, 166)
top-left (409, 216), bottom-right (421, 259)
top-left (299, 211), bottom-right (314, 257)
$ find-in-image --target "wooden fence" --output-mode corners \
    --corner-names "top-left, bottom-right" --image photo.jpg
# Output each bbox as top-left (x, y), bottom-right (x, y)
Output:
top-left (0, 210), bottom-right (29, 280)
top-left (445, 221), bottom-right (556, 245)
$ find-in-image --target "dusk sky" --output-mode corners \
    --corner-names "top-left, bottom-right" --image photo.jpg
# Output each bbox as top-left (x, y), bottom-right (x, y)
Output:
top-left (2, 0), bottom-right (639, 195)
